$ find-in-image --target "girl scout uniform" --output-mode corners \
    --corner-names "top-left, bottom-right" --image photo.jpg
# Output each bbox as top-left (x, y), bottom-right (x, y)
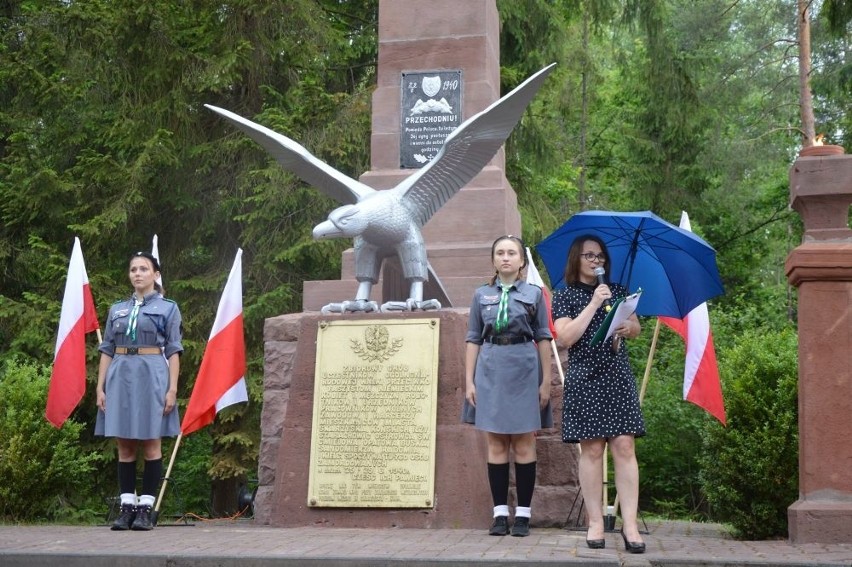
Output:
top-left (462, 279), bottom-right (553, 433)
top-left (95, 291), bottom-right (182, 439)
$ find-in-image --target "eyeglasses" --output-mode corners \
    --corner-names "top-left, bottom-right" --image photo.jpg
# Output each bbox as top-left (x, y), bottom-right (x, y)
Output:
top-left (581, 252), bottom-right (606, 263)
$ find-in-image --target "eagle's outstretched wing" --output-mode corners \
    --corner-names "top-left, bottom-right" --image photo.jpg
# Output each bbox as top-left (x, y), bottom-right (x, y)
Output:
top-left (204, 104), bottom-right (374, 205)
top-left (399, 63), bottom-right (557, 227)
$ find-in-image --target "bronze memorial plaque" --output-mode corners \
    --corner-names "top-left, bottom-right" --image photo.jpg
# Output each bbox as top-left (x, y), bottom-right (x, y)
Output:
top-left (308, 318), bottom-right (441, 507)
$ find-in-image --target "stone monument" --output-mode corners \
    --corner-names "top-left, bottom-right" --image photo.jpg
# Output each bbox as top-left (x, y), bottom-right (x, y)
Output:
top-left (785, 145), bottom-right (852, 544)
top-left (256, 0), bottom-right (579, 529)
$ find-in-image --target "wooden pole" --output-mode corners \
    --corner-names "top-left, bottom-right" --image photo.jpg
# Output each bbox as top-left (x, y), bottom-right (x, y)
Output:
top-left (153, 431), bottom-right (183, 524)
top-left (638, 319), bottom-right (662, 405)
top-left (551, 341), bottom-right (565, 384)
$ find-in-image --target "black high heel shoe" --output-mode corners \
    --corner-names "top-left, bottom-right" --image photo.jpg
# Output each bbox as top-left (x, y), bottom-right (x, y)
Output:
top-left (620, 530), bottom-right (646, 554)
top-left (586, 538), bottom-right (605, 549)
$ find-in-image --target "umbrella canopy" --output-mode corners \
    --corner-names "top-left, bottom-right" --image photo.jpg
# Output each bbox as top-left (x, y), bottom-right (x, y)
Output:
top-left (535, 210), bottom-right (724, 318)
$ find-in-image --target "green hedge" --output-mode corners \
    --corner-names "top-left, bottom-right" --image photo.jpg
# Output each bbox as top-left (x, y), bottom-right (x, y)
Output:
top-left (699, 327), bottom-right (798, 539)
top-left (0, 359), bottom-right (101, 522)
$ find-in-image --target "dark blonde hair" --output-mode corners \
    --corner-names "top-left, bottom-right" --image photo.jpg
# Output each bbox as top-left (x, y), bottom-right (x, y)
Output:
top-left (563, 235), bottom-right (609, 285)
top-left (489, 235), bottom-right (527, 285)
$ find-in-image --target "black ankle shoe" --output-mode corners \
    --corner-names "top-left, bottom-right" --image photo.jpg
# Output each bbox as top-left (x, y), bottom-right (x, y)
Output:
top-left (111, 503), bottom-right (136, 531)
top-left (510, 516), bottom-right (530, 537)
top-left (489, 515), bottom-right (509, 536)
top-left (131, 504), bottom-right (154, 531)
top-left (621, 530), bottom-right (645, 554)
top-left (586, 538), bottom-right (605, 549)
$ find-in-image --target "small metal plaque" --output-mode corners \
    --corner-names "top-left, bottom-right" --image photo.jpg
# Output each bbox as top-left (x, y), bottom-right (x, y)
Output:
top-left (400, 70), bottom-right (462, 168)
top-left (308, 318), bottom-right (440, 507)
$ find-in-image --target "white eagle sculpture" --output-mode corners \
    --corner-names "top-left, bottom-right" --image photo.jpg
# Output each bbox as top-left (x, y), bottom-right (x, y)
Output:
top-left (206, 63), bottom-right (555, 313)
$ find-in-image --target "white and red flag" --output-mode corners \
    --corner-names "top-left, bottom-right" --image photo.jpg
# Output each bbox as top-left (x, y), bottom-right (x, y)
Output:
top-left (525, 247), bottom-right (557, 339)
top-left (181, 248), bottom-right (248, 435)
top-left (45, 237), bottom-right (100, 428)
top-left (659, 213), bottom-right (726, 425)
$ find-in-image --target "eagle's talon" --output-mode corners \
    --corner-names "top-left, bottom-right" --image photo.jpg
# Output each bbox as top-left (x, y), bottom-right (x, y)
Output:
top-left (379, 298), bottom-right (442, 312)
top-left (417, 299), bottom-right (441, 311)
top-left (322, 300), bottom-right (379, 314)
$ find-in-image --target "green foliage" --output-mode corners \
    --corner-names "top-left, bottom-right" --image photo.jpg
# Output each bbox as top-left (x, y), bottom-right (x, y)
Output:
top-left (159, 432), bottom-right (214, 518)
top-left (0, 0), bottom-right (378, 519)
top-left (0, 359), bottom-right (101, 522)
top-left (699, 327), bottom-right (798, 539)
top-left (635, 324), bottom-right (714, 520)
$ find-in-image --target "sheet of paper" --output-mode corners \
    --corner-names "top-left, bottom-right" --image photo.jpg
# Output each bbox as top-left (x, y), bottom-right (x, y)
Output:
top-left (603, 290), bottom-right (642, 342)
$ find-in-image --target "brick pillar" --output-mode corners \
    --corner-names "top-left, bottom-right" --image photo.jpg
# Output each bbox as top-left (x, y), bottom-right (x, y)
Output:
top-left (785, 149), bottom-right (852, 544)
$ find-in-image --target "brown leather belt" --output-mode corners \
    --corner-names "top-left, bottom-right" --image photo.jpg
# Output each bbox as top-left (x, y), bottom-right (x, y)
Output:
top-left (114, 346), bottom-right (162, 355)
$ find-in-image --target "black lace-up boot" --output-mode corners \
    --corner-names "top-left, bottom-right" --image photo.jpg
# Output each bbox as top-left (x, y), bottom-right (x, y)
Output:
top-left (111, 503), bottom-right (136, 531)
top-left (131, 504), bottom-right (154, 530)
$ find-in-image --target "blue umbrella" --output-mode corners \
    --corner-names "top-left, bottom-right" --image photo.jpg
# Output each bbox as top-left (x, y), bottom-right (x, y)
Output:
top-left (535, 210), bottom-right (724, 318)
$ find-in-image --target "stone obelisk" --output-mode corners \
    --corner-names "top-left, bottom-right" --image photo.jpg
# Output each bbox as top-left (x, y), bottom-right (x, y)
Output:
top-left (302, 0), bottom-right (520, 309)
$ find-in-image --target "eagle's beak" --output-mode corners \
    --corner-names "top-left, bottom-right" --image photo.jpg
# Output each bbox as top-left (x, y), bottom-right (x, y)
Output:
top-left (312, 220), bottom-right (343, 240)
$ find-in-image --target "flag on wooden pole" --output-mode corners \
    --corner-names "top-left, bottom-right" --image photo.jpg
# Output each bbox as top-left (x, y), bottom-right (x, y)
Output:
top-left (181, 249), bottom-right (248, 435)
top-left (525, 247), bottom-right (557, 338)
top-left (525, 247), bottom-right (565, 384)
top-left (45, 237), bottom-right (100, 427)
top-left (659, 212), bottom-right (726, 425)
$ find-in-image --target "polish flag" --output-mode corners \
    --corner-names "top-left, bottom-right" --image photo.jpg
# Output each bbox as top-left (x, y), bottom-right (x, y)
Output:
top-left (659, 213), bottom-right (726, 425)
top-left (45, 237), bottom-right (100, 428)
top-left (181, 249), bottom-right (248, 435)
top-left (525, 247), bottom-right (557, 338)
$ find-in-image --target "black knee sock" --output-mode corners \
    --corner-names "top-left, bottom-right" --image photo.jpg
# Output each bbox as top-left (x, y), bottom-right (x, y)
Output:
top-left (487, 462), bottom-right (510, 507)
top-left (118, 461), bottom-right (136, 495)
top-left (141, 458), bottom-right (163, 496)
top-left (515, 461), bottom-right (537, 508)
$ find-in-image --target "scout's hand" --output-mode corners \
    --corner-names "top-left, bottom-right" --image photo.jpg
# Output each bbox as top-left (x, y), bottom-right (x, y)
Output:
top-left (96, 388), bottom-right (106, 412)
top-left (465, 383), bottom-right (476, 407)
top-left (539, 382), bottom-right (550, 409)
top-left (164, 390), bottom-right (177, 414)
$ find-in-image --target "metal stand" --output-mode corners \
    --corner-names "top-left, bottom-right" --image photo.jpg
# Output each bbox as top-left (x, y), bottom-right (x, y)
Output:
top-left (151, 475), bottom-right (194, 526)
top-left (564, 485), bottom-right (649, 534)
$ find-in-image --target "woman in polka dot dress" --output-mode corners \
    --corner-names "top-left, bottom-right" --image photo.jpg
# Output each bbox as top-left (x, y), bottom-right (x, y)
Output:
top-left (551, 235), bottom-right (646, 553)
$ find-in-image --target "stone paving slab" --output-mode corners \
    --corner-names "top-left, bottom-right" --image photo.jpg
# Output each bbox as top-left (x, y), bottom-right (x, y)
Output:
top-left (1, 520), bottom-right (850, 567)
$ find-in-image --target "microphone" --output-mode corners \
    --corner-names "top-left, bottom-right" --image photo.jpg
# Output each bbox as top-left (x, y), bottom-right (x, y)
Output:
top-left (593, 266), bottom-right (612, 312)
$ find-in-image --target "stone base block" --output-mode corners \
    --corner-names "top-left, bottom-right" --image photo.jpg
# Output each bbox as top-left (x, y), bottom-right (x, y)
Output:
top-left (788, 499), bottom-right (852, 543)
top-left (257, 308), bottom-right (576, 529)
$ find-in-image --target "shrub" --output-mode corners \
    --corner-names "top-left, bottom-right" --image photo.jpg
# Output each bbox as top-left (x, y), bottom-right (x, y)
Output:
top-left (635, 323), bottom-right (717, 520)
top-left (0, 359), bottom-right (101, 522)
top-left (699, 327), bottom-right (798, 539)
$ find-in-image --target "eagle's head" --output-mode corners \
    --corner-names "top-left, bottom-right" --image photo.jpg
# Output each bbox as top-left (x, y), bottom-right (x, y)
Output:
top-left (312, 204), bottom-right (368, 240)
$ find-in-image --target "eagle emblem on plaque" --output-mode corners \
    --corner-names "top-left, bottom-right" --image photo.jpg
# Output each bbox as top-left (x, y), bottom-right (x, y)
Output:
top-left (350, 325), bottom-right (403, 362)
top-left (421, 75), bottom-right (441, 98)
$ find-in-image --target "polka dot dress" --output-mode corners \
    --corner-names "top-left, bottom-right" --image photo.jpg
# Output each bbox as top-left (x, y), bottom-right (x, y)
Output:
top-left (552, 282), bottom-right (646, 443)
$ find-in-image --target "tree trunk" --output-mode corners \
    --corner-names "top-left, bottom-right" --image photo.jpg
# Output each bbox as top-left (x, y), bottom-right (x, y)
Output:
top-left (577, 5), bottom-right (589, 212)
top-left (798, 0), bottom-right (816, 147)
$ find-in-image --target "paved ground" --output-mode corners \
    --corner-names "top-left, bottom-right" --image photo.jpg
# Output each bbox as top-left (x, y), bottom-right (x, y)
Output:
top-left (1, 519), bottom-right (850, 566)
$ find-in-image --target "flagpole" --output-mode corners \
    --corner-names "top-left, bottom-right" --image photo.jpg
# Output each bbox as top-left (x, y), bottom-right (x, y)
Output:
top-left (153, 431), bottom-right (183, 525)
top-left (550, 341), bottom-right (564, 383)
top-left (638, 318), bottom-right (662, 405)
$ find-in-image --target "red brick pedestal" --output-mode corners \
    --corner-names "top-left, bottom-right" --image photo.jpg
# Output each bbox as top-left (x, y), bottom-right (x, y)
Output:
top-left (785, 152), bottom-right (852, 544)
